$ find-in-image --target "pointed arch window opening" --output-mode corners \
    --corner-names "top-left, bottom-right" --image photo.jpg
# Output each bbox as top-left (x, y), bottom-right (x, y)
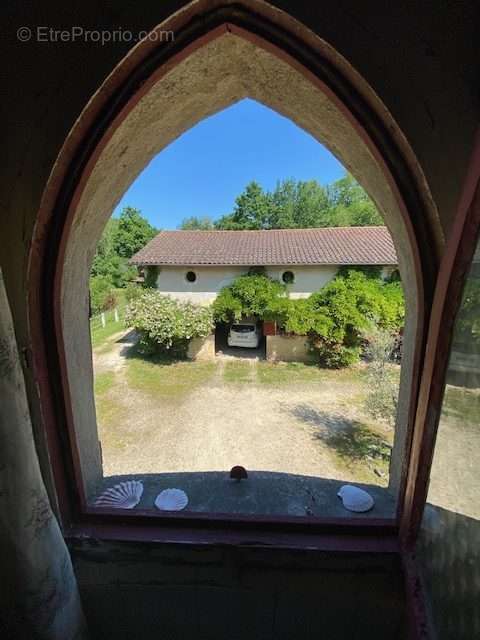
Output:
top-left (28, 6), bottom-right (438, 541)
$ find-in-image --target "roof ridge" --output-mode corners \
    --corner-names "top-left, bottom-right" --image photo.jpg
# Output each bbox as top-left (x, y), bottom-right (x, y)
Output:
top-left (158, 226), bottom-right (388, 233)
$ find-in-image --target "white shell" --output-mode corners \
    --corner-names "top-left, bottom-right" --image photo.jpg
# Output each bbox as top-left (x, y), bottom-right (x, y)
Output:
top-left (154, 488), bottom-right (188, 511)
top-left (94, 480), bottom-right (143, 509)
top-left (337, 485), bottom-right (374, 513)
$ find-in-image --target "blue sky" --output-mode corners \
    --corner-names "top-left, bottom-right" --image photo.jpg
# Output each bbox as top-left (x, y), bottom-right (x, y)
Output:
top-left (113, 98), bottom-right (346, 229)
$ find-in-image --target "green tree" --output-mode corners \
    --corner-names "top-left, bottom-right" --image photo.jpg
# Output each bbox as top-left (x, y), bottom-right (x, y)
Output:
top-left (113, 206), bottom-right (158, 258)
top-left (89, 276), bottom-right (117, 315)
top-left (180, 216), bottom-right (214, 230)
top-left (363, 326), bottom-right (399, 425)
top-left (215, 181), bottom-right (272, 230)
top-left (214, 175), bottom-right (383, 230)
top-left (91, 218), bottom-right (118, 279)
top-left (303, 270), bottom-right (404, 367)
top-left (455, 277), bottom-right (480, 345)
top-left (91, 218), bottom-right (135, 287)
top-left (212, 269), bottom-right (404, 369)
top-left (326, 174), bottom-right (383, 226)
top-left (90, 207), bottom-right (157, 290)
top-left (270, 178), bottom-right (331, 228)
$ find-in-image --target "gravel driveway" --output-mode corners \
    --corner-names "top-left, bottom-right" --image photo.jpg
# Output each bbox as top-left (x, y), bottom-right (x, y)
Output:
top-left (93, 331), bottom-right (392, 485)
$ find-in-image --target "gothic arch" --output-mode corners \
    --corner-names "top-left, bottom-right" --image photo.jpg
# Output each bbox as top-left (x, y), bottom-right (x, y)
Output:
top-left (29, 2), bottom-right (439, 517)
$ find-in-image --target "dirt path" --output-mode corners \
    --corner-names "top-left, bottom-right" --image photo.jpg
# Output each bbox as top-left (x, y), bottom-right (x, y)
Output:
top-left (92, 329), bottom-right (137, 375)
top-left (93, 332), bottom-right (387, 483)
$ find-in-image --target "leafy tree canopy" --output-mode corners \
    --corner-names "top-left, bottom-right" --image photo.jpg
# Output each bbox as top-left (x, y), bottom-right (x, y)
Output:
top-left (90, 207), bottom-right (158, 307)
top-left (455, 276), bottom-right (480, 345)
top-left (113, 206), bottom-right (158, 258)
top-left (326, 174), bottom-right (383, 226)
top-left (215, 174), bottom-right (383, 230)
top-left (215, 181), bottom-right (272, 230)
top-left (180, 216), bottom-right (215, 230)
top-left (292, 270), bottom-right (404, 367)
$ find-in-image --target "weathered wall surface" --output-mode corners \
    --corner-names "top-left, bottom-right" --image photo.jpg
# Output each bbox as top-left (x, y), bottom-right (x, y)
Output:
top-left (266, 334), bottom-right (313, 363)
top-left (155, 264), bottom-right (339, 303)
top-left (71, 540), bottom-right (406, 640)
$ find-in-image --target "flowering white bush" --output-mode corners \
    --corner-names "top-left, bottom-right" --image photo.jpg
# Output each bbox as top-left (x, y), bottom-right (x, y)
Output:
top-left (125, 291), bottom-right (214, 356)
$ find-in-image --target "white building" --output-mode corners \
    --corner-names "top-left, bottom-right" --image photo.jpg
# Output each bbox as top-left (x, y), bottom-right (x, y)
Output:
top-left (130, 227), bottom-right (397, 304)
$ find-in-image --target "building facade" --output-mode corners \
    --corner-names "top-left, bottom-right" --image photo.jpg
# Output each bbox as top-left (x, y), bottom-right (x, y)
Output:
top-left (131, 227), bottom-right (398, 303)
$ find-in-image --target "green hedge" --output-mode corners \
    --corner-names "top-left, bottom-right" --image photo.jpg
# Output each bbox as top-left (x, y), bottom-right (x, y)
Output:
top-left (213, 274), bottom-right (286, 323)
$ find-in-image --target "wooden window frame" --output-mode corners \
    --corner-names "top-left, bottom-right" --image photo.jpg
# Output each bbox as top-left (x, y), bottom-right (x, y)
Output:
top-left (400, 130), bottom-right (480, 547)
top-left (27, 2), bottom-right (442, 553)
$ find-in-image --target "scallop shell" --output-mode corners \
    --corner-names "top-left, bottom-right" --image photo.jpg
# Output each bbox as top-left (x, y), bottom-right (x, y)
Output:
top-left (154, 488), bottom-right (188, 511)
top-left (337, 485), bottom-right (374, 513)
top-left (94, 480), bottom-right (143, 509)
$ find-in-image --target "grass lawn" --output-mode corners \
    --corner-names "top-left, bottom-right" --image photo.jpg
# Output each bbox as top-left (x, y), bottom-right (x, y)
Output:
top-left (94, 371), bottom-right (116, 395)
top-left (256, 360), bottom-right (366, 385)
top-left (220, 359), bottom-right (368, 386)
top-left (223, 360), bottom-right (255, 383)
top-left (91, 318), bottom-right (126, 349)
top-left (94, 372), bottom-right (126, 451)
top-left (125, 353), bottom-right (217, 399)
top-left (90, 288), bottom-right (128, 349)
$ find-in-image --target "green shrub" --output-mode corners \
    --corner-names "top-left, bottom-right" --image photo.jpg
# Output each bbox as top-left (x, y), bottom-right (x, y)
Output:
top-left (363, 326), bottom-right (399, 424)
top-left (309, 339), bottom-right (360, 368)
top-left (284, 270), bottom-right (404, 369)
top-left (125, 291), bottom-right (214, 357)
top-left (282, 298), bottom-right (332, 336)
top-left (213, 274), bottom-right (286, 323)
top-left (125, 283), bottom-right (143, 303)
top-left (90, 276), bottom-right (117, 315)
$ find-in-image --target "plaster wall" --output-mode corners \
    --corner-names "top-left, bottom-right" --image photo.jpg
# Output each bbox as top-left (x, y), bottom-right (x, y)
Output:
top-left (266, 335), bottom-right (313, 363)
top-left (71, 540), bottom-right (406, 640)
top-left (155, 264), bottom-right (339, 303)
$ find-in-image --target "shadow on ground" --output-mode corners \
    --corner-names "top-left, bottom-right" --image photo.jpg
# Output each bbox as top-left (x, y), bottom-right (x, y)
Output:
top-left (118, 332), bottom-right (191, 365)
top-left (288, 404), bottom-right (392, 464)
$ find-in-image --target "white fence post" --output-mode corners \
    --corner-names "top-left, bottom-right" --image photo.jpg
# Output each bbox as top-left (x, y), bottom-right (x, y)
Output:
top-left (114, 308), bottom-right (119, 322)
top-left (101, 312), bottom-right (106, 328)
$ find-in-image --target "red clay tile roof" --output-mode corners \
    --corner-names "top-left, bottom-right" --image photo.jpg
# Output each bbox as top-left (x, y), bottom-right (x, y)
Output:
top-left (130, 227), bottom-right (397, 266)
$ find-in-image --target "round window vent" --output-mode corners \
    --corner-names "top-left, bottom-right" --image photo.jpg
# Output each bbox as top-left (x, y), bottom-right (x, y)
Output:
top-left (282, 270), bottom-right (295, 284)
